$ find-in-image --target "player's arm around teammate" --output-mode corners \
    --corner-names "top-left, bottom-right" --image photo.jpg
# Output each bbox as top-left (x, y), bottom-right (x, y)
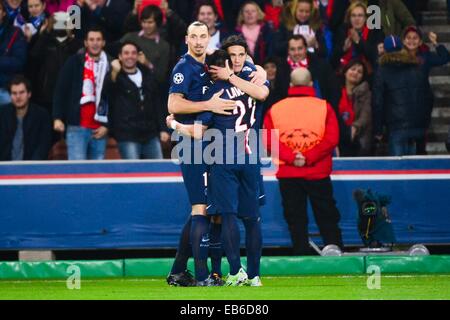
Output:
top-left (209, 36), bottom-right (270, 102)
top-left (168, 90), bottom-right (235, 115)
top-left (210, 59), bottom-right (269, 102)
top-left (166, 114), bottom-right (206, 140)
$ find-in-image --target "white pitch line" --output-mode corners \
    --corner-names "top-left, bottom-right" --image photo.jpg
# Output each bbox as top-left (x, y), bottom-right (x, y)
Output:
top-left (0, 174), bottom-right (449, 186)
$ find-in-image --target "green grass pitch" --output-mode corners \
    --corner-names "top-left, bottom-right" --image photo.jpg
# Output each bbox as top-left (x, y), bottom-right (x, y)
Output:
top-left (1, 275), bottom-right (450, 300)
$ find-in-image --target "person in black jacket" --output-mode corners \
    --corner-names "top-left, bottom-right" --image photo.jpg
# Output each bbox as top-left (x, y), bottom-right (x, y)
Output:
top-left (278, 34), bottom-right (340, 113)
top-left (109, 41), bottom-right (168, 159)
top-left (402, 26), bottom-right (450, 154)
top-left (0, 1), bottom-right (27, 106)
top-left (28, 11), bottom-right (82, 116)
top-left (262, 56), bottom-right (287, 118)
top-left (77, 0), bottom-right (132, 47)
top-left (373, 35), bottom-right (431, 156)
top-left (0, 75), bottom-right (51, 161)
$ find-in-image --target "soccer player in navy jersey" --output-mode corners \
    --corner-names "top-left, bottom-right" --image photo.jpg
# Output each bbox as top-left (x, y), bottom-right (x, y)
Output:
top-left (167, 26), bottom-right (268, 286)
top-left (168, 37), bottom-right (270, 286)
top-left (166, 21), bottom-right (236, 287)
top-left (209, 36), bottom-right (270, 286)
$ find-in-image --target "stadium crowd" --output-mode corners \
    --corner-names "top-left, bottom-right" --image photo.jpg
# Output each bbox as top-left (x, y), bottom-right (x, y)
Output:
top-left (1, 0), bottom-right (450, 161)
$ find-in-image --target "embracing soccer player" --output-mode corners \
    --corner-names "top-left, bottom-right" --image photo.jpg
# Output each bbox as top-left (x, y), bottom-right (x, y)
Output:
top-left (166, 21), bottom-right (236, 287)
top-left (168, 35), bottom-right (270, 286)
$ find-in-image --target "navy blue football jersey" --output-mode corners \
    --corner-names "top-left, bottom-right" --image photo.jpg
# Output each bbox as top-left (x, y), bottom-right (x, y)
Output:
top-left (169, 54), bottom-right (211, 124)
top-left (240, 63), bottom-right (269, 164)
top-left (238, 62), bottom-right (269, 130)
top-left (197, 62), bottom-right (269, 161)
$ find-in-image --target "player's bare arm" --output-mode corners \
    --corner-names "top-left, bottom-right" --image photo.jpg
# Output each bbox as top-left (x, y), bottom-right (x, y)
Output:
top-left (249, 65), bottom-right (268, 86)
top-left (209, 60), bottom-right (269, 101)
top-left (168, 91), bottom-right (236, 115)
top-left (166, 114), bottom-right (206, 140)
top-left (242, 55), bottom-right (268, 85)
top-left (229, 70), bottom-right (269, 101)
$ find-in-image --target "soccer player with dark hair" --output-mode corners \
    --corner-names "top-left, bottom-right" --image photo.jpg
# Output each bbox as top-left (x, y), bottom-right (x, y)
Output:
top-left (168, 35), bottom-right (270, 286)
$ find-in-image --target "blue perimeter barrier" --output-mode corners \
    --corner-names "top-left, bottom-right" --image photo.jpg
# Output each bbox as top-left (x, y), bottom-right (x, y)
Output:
top-left (0, 157), bottom-right (449, 250)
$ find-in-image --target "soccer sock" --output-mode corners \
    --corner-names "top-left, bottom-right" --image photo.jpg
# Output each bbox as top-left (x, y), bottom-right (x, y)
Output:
top-left (221, 214), bottom-right (241, 275)
top-left (243, 216), bottom-right (262, 279)
top-left (190, 215), bottom-right (210, 281)
top-left (170, 215), bottom-right (192, 275)
top-left (209, 222), bottom-right (222, 276)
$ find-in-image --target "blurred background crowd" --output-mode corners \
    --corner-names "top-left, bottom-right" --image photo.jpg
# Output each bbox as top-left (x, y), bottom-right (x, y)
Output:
top-left (0, 0), bottom-right (449, 161)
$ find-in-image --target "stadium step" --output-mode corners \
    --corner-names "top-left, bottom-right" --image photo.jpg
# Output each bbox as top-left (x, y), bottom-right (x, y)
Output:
top-left (426, 142), bottom-right (448, 154)
top-left (421, 11), bottom-right (448, 17)
top-left (432, 107), bottom-right (450, 118)
top-left (431, 84), bottom-right (450, 99)
top-left (422, 14), bottom-right (448, 26)
top-left (427, 0), bottom-right (448, 11)
top-left (428, 124), bottom-right (449, 140)
top-left (429, 75), bottom-right (450, 85)
top-left (430, 65), bottom-right (450, 76)
top-left (421, 0), bottom-right (450, 155)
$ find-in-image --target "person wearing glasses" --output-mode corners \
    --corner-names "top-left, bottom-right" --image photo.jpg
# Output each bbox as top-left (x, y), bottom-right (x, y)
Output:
top-left (331, 1), bottom-right (384, 74)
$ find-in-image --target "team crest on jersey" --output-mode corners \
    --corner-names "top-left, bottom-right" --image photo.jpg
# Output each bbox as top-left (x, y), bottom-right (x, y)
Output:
top-left (173, 73), bottom-right (184, 84)
top-left (242, 66), bottom-right (253, 73)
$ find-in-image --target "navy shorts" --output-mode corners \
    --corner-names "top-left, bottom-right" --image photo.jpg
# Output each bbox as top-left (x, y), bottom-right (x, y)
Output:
top-left (180, 162), bottom-right (208, 206)
top-left (207, 163), bottom-right (260, 218)
top-left (177, 140), bottom-right (208, 206)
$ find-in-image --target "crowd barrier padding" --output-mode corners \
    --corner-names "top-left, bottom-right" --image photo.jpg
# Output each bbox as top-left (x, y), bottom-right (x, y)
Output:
top-left (0, 260), bottom-right (123, 280)
top-left (0, 157), bottom-right (450, 250)
top-left (1, 256), bottom-right (450, 280)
